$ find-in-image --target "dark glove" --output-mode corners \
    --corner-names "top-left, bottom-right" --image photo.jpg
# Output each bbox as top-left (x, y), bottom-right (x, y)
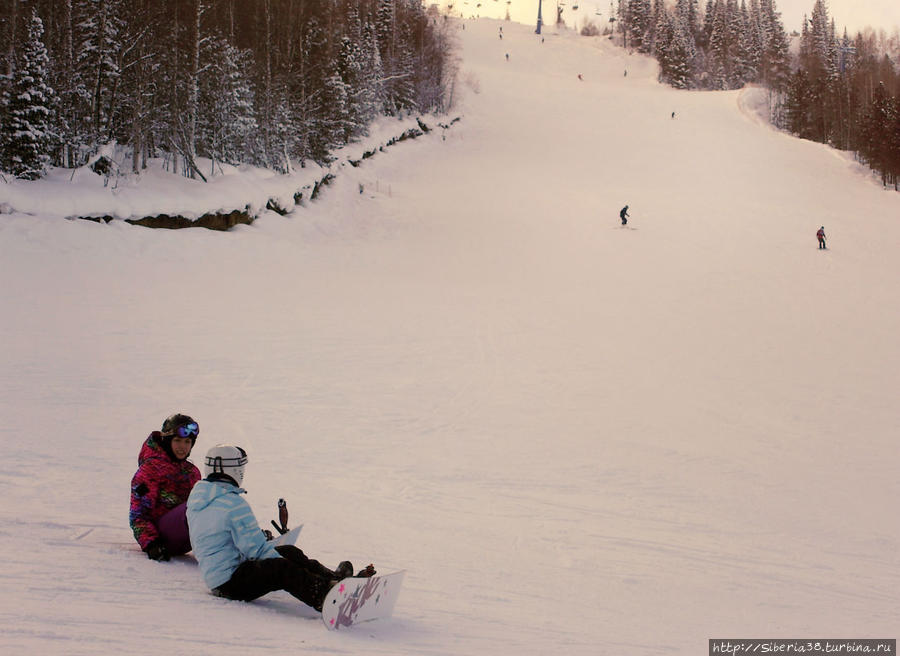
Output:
top-left (356, 564), bottom-right (376, 578)
top-left (145, 540), bottom-right (170, 561)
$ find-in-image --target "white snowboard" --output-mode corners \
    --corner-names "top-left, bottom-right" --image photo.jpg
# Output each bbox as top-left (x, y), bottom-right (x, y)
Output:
top-left (272, 525), bottom-right (302, 547)
top-left (321, 570), bottom-right (406, 630)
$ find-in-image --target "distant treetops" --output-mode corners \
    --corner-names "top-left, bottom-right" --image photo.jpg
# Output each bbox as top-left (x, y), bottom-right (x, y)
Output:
top-left (615, 0), bottom-right (900, 190)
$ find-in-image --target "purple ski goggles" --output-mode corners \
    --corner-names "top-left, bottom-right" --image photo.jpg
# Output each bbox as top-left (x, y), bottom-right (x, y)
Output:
top-left (171, 422), bottom-right (199, 438)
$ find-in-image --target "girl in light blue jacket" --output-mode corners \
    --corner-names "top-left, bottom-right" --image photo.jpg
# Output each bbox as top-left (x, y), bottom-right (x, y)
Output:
top-left (186, 445), bottom-right (373, 611)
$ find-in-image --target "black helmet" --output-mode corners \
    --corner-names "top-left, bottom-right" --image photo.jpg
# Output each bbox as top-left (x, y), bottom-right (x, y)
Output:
top-left (161, 413), bottom-right (199, 440)
top-left (158, 413), bottom-right (198, 461)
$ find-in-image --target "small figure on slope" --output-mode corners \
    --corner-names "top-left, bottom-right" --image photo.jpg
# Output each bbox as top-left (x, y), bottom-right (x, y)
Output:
top-left (620, 205), bottom-right (630, 226)
top-left (816, 226), bottom-right (827, 249)
top-left (130, 413), bottom-right (201, 561)
top-left (186, 444), bottom-right (375, 612)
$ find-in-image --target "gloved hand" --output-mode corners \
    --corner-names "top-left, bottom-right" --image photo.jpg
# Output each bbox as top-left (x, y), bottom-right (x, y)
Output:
top-left (145, 540), bottom-right (170, 561)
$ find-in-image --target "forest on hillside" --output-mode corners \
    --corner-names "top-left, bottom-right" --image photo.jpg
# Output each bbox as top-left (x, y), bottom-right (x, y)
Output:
top-left (611, 0), bottom-right (900, 189)
top-left (0, 0), bottom-right (455, 181)
top-left (3, 1), bottom-right (899, 191)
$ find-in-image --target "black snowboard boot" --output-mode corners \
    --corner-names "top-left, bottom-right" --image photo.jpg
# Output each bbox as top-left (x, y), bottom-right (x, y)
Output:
top-left (334, 561), bottom-right (354, 580)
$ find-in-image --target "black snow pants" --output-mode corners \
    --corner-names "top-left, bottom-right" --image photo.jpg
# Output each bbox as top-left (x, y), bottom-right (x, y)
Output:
top-left (214, 545), bottom-right (336, 611)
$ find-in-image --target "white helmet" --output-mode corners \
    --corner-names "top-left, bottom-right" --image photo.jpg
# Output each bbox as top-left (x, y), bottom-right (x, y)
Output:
top-left (204, 444), bottom-right (247, 487)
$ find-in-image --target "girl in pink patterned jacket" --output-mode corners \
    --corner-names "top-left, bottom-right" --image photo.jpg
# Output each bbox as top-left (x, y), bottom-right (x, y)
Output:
top-left (130, 414), bottom-right (201, 560)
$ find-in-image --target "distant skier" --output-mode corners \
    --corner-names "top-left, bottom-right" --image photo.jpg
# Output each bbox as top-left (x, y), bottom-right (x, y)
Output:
top-left (620, 205), bottom-right (629, 226)
top-left (816, 226), bottom-right (826, 249)
top-left (578, 73), bottom-right (583, 81)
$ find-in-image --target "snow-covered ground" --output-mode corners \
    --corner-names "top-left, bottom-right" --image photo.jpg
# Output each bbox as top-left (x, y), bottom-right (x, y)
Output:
top-left (1, 17), bottom-right (898, 656)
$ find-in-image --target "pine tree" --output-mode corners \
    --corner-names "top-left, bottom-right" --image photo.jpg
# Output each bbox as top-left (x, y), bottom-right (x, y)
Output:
top-left (700, 0), bottom-right (715, 50)
top-left (745, 0), bottom-right (764, 82)
top-left (1, 11), bottom-right (55, 179)
top-left (74, 0), bottom-right (123, 145)
top-left (732, 1), bottom-right (756, 85)
top-left (197, 36), bottom-right (257, 170)
top-left (758, 0), bottom-right (790, 92)
top-left (707, 0), bottom-right (733, 88)
top-left (338, 35), bottom-right (371, 142)
top-left (675, 0), bottom-right (702, 43)
top-left (672, 11), bottom-right (699, 87)
top-left (797, 0), bottom-right (841, 143)
top-left (658, 8), bottom-right (696, 89)
top-left (626, 0), bottom-right (653, 54)
top-left (860, 82), bottom-right (894, 185)
top-left (654, 4), bottom-right (674, 73)
top-left (50, 0), bottom-right (81, 168)
top-left (890, 92), bottom-right (900, 188)
top-left (783, 68), bottom-right (814, 138)
top-left (649, 0), bottom-right (665, 55)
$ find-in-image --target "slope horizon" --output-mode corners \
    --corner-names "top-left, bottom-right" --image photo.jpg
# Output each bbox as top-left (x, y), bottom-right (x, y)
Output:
top-left (1, 16), bottom-right (898, 656)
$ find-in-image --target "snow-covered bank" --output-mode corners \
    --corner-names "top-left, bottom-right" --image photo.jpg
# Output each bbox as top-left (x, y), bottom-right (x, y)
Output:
top-left (0, 114), bottom-right (457, 228)
top-left (1, 17), bottom-right (898, 656)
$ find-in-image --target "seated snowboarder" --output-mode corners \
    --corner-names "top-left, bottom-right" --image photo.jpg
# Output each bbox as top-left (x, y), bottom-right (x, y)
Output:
top-left (186, 444), bottom-right (375, 611)
top-left (620, 205), bottom-right (630, 226)
top-left (130, 413), bottom-right (201, 561)
top-left (816, 226), bottom-right (826, 249)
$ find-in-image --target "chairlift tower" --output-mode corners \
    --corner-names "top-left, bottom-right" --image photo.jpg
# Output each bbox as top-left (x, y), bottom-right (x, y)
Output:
top-left (536, 0), bottom-right (543, 34)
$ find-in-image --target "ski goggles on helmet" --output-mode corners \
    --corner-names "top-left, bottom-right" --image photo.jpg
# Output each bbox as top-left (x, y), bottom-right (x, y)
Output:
top-left (172, 422), bottom-right (199, 438)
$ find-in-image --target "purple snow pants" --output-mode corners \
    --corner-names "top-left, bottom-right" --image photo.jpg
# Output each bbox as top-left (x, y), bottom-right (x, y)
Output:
top-left (157, 502), bottom-right (192, 555)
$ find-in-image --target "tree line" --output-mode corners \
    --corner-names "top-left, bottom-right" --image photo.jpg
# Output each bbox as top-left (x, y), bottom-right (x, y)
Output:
top-left (615, 0), bottom-right (793, 91)
top-left (0, 0), bottom-right (456, 180)
top-left (782, 0), bottom-right (900, 188)
top-left (614, 0), bottom-right (900, 190)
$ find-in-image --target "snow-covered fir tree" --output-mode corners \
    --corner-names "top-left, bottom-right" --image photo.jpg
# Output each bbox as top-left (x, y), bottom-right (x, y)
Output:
top-left (625, 0), bottom-right (653, 53)
top-left (663, 10), bottom-right (699, 89)
top-left (700, 0), bottom-right (715, 50)
top-left (733, 0), bottom-right (757, 86)
top-left (757, 0), bottom-right (791, 92)
top-left (1, 11), bottom-right (55, 179)
top-left (675, 0), bottom-right (702, 44)
top-left (707, 0), bottom-right (735, 89)
top-left (338, 35), bottom-right (372, 143)
top-left (197, 37), bottom-right (258, 171)
top-left (859, 82), bottom-right (896, 183)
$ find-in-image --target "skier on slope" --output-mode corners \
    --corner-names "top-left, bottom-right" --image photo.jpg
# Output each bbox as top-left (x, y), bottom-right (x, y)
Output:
top-left (186, 444), bottom-right (375, 611)
top-left (816, 226), bottom-right (826, 249)
top-left (130, 413), bottom-right (201, 561)
top-left (620, 205), bottom-right (630, 226)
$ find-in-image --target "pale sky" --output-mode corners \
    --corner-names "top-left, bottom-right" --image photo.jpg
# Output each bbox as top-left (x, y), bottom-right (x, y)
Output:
top-left (777, 0), bottom-right (900, 35)
top-left (450, 1), bottom-right (900, 35)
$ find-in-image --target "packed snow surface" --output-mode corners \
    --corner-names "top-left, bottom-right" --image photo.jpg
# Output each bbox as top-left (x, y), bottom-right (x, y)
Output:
top-left (1, 17), bottom-right (898, 656)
